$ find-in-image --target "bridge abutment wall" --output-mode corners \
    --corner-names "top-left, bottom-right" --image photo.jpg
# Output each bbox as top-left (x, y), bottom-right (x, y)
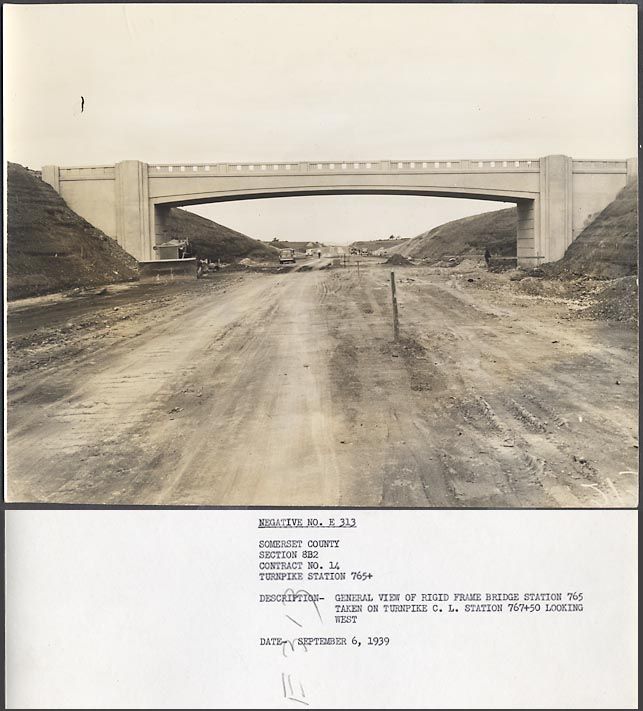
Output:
top-left (42, 164), bottom-right (118, 243)
top-left (570, 159), bottom-right (634, 246)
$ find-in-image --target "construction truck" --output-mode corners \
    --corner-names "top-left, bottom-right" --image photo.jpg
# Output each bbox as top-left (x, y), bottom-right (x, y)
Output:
top-left (279, 248), bottom-right (296, 264)
top-left (140, 238), bottom-right (199, 280)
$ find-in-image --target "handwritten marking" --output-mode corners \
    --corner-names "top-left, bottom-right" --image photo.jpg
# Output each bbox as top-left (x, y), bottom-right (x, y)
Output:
top-left (283, 587), bottom-right (324, 625)
top-left (282, 673), bottom-right (309, 706)
top-left (285, 614), bottom-right (303, 628)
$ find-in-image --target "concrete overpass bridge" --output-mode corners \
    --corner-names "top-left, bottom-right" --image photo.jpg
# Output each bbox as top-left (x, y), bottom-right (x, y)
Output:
top-left (42, 155), bottom-right (636, 265)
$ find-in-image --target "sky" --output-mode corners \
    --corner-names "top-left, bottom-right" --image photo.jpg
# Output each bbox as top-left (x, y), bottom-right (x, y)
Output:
top-left (4, 3), bottom-right (638, 244)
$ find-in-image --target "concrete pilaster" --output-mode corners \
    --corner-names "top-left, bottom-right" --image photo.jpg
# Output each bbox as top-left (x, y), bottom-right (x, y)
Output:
top-left (626, 157), bottom-right (638, 184)
top-left (153, 204), bottom-right (171, 245)
top-left (516, 199), bottom-right (537, 267)
top-left (539, 154), bottom-right (573, 262)
top-left (114, 160), bottom-right (151, 261)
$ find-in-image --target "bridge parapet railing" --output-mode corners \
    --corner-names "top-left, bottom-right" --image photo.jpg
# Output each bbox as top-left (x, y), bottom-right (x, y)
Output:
top-left (148, 161), bottom-right (385, 174)
top-left (57, 159), bottom-right (627, 179)
top-left (148, 159), bottom-right (541, 175)
top-left (460, 159), bottom-right (539, 170)
top-left (150, 163), bottom-right (299, 174)
top-left (58, 165), bottom-right (115, 180)
top-left (572, 159), bottom-right (628, 173)
top-left (385, 159), bottom-right (539, 170)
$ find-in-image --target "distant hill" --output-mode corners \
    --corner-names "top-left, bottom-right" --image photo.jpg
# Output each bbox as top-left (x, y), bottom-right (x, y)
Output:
top-left (349, 238), bottom-right (409, 252)
top-left (264, 240), bottom-right (324, 251)
top-left (544, 180), bottom-right (637, 279)
top-left (392, 208), bottom-right (517, 260)
top-left (160, 208), bottom-right (279, 263)
top-left (6, 162), bottom-right (139, 300)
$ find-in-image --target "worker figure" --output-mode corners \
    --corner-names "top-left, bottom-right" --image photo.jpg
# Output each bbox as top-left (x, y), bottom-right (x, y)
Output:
top-left (197, 257), bottom-right (208, 279)
top-left (484, 247), bottom-right (491, 269)
top-left (317, 249), bottom-right (322, 259)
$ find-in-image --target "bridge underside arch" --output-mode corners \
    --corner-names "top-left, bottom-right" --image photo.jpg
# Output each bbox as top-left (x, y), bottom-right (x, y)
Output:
top-left (152, 185), bottom-right (536, 208)
top-left (151, 187), bottom-right (540, 265)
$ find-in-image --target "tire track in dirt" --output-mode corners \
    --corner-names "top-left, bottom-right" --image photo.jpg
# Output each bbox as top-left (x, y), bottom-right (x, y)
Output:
top-left (153, 272), bottom-right (343, 505)
top-left (323, 269), bottom-right (458, 507)
top-left (6, 276), bottom-right (284, 502)
top-left (391, 270), bottom-right (637, 506)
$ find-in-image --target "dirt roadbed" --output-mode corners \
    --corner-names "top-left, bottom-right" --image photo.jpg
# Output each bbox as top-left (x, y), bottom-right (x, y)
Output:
top-left (6, 265), bottom-right (638, 506)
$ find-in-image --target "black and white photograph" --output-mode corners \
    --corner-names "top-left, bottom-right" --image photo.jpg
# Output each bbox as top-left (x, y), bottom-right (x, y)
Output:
top-left (3, 4), bottom-right (639, 709)
top-left (4, 3), bottom-right (638, 507)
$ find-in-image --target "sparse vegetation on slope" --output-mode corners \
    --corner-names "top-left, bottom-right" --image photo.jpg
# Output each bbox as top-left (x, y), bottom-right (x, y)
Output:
top-left (393, 207), bottom-right (517, 261)
top-left (163, 208), bottom-right (279, 262)
top-left (7, 162), bottom-right (139, 300)
top-left (541, 180), bottom-right (638, 323)
top-left (544, 180), bottom-right (638, 280)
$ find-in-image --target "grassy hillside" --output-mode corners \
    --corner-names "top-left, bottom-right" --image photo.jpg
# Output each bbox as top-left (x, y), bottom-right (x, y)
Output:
top-left (349, 238), bottom-right (410, 252)
top-left (6, 162), bottom-right (139, 300)
top-left (392, 179), bottom-right (637, 278)
top-left (544, 180), bottom-right (638, 279)
top-left (263, 240), bottom-right (324, 251)
top-left (164, 208), bottom-right (279, 262)
top-left (393, 207), bottom-right (517, 260)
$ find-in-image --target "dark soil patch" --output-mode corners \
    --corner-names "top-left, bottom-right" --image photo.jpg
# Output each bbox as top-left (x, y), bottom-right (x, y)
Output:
top-left (579, 276), bottom-right (638, 323)
top-left (386, 253), bottom-right (412, 266)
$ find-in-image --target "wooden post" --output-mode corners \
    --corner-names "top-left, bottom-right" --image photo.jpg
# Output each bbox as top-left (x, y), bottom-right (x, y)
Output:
top-left (357, 260), bottom-right (360, 277)
top-left (390, 271), bottom-right (399, 341)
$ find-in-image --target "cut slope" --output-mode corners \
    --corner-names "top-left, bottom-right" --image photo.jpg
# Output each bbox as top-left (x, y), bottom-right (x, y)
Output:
top-left (6, 162), bottom-right (139, 300)
top-left (349, 238), bottom-right (409, 252)
top-left (163, 208), bottom-right (279, 262)
top-left (544, 180), bottom-right (638, 279)
top-left (393, 207), bottom-right (517, 260)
